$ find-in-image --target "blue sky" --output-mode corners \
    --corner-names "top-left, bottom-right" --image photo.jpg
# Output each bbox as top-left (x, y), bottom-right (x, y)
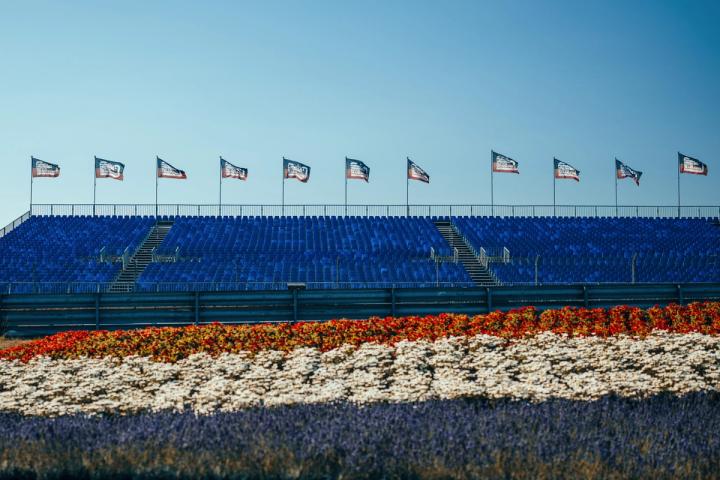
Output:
top-left (0, 0), bottom-right (718, 225)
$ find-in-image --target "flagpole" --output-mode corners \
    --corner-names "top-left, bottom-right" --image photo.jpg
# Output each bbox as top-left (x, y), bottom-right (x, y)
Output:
top-left (219, 157), bottom-right (223, 217)
top-left (677, 153), bottom-right (681, 218)
top-left (282, 157), bottom-right (285, 216)
top-left (553, 157), bottom-right (557, 217)
top-left (344, 157), bottom-right (348, 217)
top-left (29, 156), bottom-right (34, 216)
top-left (93, 156), bottom-right (97, 217)
top-left (155, 156), bottom-right (159, 218)
top-left (490, 151), bottom-right (494, 217)
top-left (614, 158), bottom-right (618, 218)
top-left (406, 157), bottom-right (410, 218)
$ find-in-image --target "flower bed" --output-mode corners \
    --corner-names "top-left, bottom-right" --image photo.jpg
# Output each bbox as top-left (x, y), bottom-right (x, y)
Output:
top-left (2, 394), bottom-right (720, 479)
top-left (2, 302), bottom-right (719, 363)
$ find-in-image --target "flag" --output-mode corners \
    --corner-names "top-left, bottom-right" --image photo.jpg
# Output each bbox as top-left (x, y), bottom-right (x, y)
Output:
top-left (95, 158), bottom-right (125, 181)
top-left (554, 158), bottom-right (580, 181)
top-left (157, 158), bottom-right (187, 179)
top-left (283, 158), bottom-right (311, 183)
top-left (615, 159), bottom-right (642, 186)
top-left (407, 158), bottom-right (430, 183)
top-left (221, 158), bottom-right (248, 180)
top-left (346, 158), bottom-right (370, 182)
top-left (491, 151), bottom-right (519, 174)
top-left (31, 157), bottom-right (60, 178)
top-left (678, 152), bottom-right (708, 176)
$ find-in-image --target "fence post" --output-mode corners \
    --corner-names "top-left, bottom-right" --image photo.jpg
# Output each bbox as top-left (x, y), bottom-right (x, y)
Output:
top-left (95, 293), bottom-right (100, 330)
top-left (486, 286), bottom-right (492, 313)
top-left (391, 287), bottom-right (396, 317)
top-left (534, 255), bottom-right (540, 286)
top-left (292, 289), bottom-right (299, 323)
top-left (676, 284), bottom-right (684, 305)
top-left (194, 291), bottom-right (200, 325)
top-left (583, 285), bottom-right (589, 307)
top-left (631, 253), bottom-right (637, 284)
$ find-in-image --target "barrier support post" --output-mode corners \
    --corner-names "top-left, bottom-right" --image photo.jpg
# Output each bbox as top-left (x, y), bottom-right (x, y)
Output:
top-left (95, 293), bottom-right (100, 330)
top-left (390, 287), bottom-right (396, 317)
top-left (194, 291), bottom-right (200, 325)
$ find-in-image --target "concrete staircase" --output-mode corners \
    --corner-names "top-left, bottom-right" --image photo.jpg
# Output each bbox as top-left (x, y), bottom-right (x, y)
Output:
top-left (109, 221), bottom-right (174, 292)
top-left (433, 220), bottom-right (498, 286)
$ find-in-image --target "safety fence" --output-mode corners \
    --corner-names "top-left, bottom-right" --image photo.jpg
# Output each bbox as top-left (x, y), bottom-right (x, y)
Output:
top-left (2, 283), bottom-right (719, 337)
top-left (28, 204), bottom-right (720, 219)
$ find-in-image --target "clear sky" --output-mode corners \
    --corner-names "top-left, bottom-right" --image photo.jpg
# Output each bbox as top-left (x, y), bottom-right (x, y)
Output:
top-left (0, 0), bottom-right (718, 226)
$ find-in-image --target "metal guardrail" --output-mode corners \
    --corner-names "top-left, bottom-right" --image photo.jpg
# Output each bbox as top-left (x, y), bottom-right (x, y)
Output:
top-left (0, 211), bottom-right (30, 239)
top-left (28, 204), bottom-right (720, 219)
top-left (1, 283), bottom-right (719, 337)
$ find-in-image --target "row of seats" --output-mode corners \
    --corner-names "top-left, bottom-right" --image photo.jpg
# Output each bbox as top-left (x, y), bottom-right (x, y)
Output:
top-left (1, 215), bottom-right (718, 291)
top-left (0, 216), bottom-right (153, 286)
top-left (453, 217), bottom-right (720, 284)
top-left (141, 217), bottom-right (469, 287)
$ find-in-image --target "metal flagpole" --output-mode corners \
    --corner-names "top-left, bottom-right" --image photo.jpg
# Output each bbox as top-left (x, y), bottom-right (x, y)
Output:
top-left (155, 156), bottom-right (159, 218)
top-left (553, 157), bottom-right (557, 217)
top-left (29, 156), bottom-right (34, 216)
top-left (219, 157), bottom-right (223, 216)
top-left (282, 157), bottom-right (285, 215)
top-left (344, 157), bottom-right (348, 217)
top-left (490, 151), bottom-right (494, 217)
top-left (615, 158), bottom-right (618, 218)
top-left (93, 156), bottom-right (97, 217)
top-left (677, 154), bottom-right (681, 218)
top-left (406, 158), bottom-right (409, 218)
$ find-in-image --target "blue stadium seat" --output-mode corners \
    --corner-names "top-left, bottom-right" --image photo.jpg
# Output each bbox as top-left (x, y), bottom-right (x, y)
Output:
top-left (452, 216), bottom-right (720, 284)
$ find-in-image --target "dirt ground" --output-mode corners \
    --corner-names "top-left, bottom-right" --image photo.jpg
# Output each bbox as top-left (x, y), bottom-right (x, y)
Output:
top-left (0, 337), bottom-right (30, 350)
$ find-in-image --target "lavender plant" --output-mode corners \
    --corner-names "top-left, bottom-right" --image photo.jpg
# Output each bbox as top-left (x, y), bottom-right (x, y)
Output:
top-left (1, 393), bottom-right (718, 479)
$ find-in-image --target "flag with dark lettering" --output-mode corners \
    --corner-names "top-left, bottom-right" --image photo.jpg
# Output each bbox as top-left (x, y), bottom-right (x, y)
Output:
top-left (554, 158), bottom-right (580, 181)
top-left (615, 159), bottom-right (642, 186)
top-left (95, 158), bottom-right (125, 181)
top-left (31, 157), bottom-right (60, 178)
top-left (492, 151), bottom-right (519, 174)
top-left (346, 158), bottom-right (370, 182)
top-left (157, 158), bottom-right (187, 179)
top-left (221, 158), bottom-right (248, 180)
top-left (407, 158), bottom-right (430, 183)
top-left (283, 158), bottom-right (311, 182)
top-left (678, 152), bottom-right (708, 176)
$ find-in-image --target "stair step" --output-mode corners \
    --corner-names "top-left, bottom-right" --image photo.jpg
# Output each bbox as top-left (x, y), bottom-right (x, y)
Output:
top-left (109, 221), bottom-right (175, 290)
top-left (433, 220), bottom-right (499, 287)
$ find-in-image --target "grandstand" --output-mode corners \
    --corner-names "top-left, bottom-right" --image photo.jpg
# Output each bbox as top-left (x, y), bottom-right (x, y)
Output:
top-left (0, 205), bottom-right (718, 293)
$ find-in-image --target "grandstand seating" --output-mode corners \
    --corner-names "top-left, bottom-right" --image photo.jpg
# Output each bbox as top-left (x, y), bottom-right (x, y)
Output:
top-left (0, 216), bottom-right (154, 293)
top-left (139, 217), bottom-right (471, 290)
top-left (0, 214), bottom-right (718, 292)
top-left (453, 217), bottom-right (720, 284)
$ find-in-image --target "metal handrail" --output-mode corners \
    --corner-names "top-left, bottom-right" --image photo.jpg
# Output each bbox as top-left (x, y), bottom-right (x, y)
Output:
top-left (27, 204), bottom-right (720, 219)
top-left (0, 211), bottom-right (31, 239)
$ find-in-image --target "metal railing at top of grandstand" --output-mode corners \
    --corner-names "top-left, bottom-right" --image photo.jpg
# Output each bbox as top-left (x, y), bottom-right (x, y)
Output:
top-left (28, 204), bottom-right (720, 219)
top-left (0, 211), bottom-right (31, 240)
